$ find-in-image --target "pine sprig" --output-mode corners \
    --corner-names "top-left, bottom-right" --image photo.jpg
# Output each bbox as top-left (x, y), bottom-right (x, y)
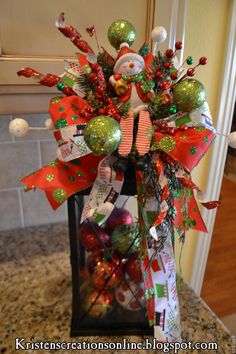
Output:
top-left (77, 74), bottom-right (94, 92)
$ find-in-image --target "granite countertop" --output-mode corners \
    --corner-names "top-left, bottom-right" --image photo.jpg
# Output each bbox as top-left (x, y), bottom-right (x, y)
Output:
top-left (0, 223), bottom-right (233, 354)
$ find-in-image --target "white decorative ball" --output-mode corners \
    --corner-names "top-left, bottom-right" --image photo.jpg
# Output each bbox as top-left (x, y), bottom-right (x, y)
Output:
top-left (228, 131), bottom-right (236, 149)
top-left (115, 281), bottom-right (146, 311)
top-left (45, 118), bottom-right (54, 129)
top-left (151, 26), bottom-right (167, 43)
top-left (9, 118), bottom-right (29, 137)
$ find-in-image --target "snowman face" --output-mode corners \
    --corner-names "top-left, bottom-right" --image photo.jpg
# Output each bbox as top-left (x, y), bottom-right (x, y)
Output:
top-left (118, 59), bottom-right (144, 76)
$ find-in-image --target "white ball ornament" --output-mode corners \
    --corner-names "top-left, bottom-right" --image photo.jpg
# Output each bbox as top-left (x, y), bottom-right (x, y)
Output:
top-left (151, 26), bottom-right (167, 43)
top-left (44, 118), bottom-right (54, 129)
top-left (228, 131), bottom-right (236, 149)
top-left (9, 118), bottom-right (29, 137)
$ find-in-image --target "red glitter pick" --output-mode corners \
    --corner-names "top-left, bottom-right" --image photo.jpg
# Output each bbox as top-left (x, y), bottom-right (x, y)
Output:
top-left (17, 67), bottom-right (41, 78)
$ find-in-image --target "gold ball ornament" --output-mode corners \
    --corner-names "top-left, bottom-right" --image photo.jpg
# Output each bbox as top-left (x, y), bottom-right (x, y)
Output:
top-left (115, 80), bottom-right (128, 96)
top-left (108, 19), bottom-right (136, 50)
top-left (84, 116), bottom-right (122, 155)
top-left (173, 78), bottom-right (206, 112)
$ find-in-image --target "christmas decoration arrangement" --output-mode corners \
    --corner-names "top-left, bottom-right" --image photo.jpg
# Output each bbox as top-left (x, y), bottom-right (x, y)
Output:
top-left (11, 13), bottom-right (235, 342)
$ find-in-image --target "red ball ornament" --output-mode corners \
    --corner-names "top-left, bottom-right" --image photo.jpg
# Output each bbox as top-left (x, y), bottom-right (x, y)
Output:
top-left (106, 98), bottom-right (113, 105)
top-left (87, 250), bottom-right (104, 273)
top-left (155, 71), bottom-right (164, 80)
top-left (187, 68), bottom-right (195, 77)
top-left (98, 107), bottom-right (106, 115)
top-left (165, 49), bottom-right (174, 58)
top-left (159, 81), bottom-right (171, 90)
top-left (171, 72), bottom-right (179, 80)
top-left (166, 127), bottom-right (175, 135)
top-left (85, 288), bottom-right (114, 318)
top-left (92, 259), bottom-right (123, 289)
top-left (199, 56), bottom-right (207, 65)
top-left (175, 41), bottom-right (183, 50)
top-left (179, 124), bottom-right (188, 131)
top-left (79, 222), bottom-right (110, 252)
top-left (105, 208), bottom-right (133, 234)
top-left (96, 85), bottom-right (104, 94)
top-left (95, 92), bottom-right (102, 100)
top-left (86, 106), bottom-right (94, 114)
top-left (114, 113), bottom-right (121, 121)
top-left (89, 73), bottom-right (98, 83)
top-left (164, 62), bottom-right (172, 70)
top-left (126, 259), bottom-right (142, 283)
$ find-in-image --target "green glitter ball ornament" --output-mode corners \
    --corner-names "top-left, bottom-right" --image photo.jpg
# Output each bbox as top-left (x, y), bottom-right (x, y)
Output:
top-left (173, 79), bottom-right (206, 112)
top-left (84, 116), bottom-right (122, 155)
top-left (111, 224), bottom-right (141, 257)
top-left (108, 19), bottom-right (136, 50)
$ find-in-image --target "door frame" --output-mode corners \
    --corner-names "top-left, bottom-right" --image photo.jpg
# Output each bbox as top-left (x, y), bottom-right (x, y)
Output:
top-left (190, 0), bottom-right (236, 294)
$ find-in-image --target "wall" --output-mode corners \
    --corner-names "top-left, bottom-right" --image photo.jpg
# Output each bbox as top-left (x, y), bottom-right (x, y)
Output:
top-left (175, 0), bottom-right (231, 281)
top-left (0, 114), bottom-right (67, 231)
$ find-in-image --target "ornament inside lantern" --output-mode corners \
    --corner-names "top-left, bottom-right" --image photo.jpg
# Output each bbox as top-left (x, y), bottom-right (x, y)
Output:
top-left (68, 178), bottom-right (153, 335)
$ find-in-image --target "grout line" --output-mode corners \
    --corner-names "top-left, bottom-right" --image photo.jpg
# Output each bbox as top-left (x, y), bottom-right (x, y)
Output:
top-left (38, 141), bottom-right (43, 168)
top-left (17, 188), bottom-right (25, 228)
top-left (0, 138), bottom-right (54, 145)
top-left (9, 115), bottom-right (16, 143)
top-left (0, 187), bottom-right (24, 192)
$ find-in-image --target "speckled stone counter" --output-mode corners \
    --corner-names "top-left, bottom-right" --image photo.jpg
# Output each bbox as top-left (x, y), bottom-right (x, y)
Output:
top-left (0, 223), bottom-right (233, 353)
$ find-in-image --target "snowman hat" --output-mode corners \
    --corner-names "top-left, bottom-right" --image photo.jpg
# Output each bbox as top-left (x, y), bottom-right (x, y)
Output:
top-left (114, 42), bottom-right (145, 72)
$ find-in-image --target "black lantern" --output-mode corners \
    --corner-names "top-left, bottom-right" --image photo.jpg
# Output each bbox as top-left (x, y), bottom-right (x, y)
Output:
top-left (67, 164), bottom-right (153, 336)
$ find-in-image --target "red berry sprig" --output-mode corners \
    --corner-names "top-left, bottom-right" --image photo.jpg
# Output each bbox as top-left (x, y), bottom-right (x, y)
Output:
top-left (186, 56), bottom-right (207, 77)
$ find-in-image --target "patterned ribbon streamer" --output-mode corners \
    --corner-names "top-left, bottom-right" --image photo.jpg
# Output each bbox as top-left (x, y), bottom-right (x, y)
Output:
top-left (81, 155), bottom-right (125, 224)
top-left (136, 162), bottom-right (181, 342)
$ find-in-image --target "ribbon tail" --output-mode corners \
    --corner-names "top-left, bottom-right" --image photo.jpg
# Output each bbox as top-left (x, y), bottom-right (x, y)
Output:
top-left (136, 167), bottom-right (181, 342)
top-left (81, 155), bottom-right (124, 225)
top-left (149, 223), bottom-right (181, 342)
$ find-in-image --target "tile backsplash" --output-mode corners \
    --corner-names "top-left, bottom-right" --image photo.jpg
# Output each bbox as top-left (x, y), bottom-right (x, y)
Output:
top-left (0, 114), bottom-right (67, 231)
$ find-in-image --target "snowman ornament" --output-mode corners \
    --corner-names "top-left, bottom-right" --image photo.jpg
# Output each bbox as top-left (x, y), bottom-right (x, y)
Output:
top-left (109, 43), bottom-right (154, 170)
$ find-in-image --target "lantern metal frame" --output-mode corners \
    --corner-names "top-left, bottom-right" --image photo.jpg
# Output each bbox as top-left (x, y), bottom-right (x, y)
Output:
top-left (67, 165), bottom-right (153, 336)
